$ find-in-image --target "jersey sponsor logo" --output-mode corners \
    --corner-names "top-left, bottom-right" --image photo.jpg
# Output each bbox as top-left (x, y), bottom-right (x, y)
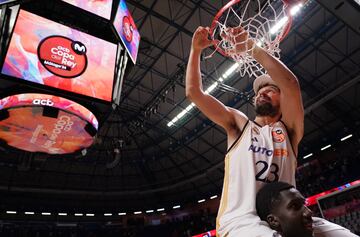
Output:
top-left (272, 128), bottom-right (285, 143)
top-left (274, 148), bottom-right (288, 157)
top-left (248, 144), bottom-right (288, 158)
top-left (251, 137), bottom-right (258, 142)
top-left (252, 126), bottom-right (260, 135)
top-left (248, 144), bottom-right (273, 156)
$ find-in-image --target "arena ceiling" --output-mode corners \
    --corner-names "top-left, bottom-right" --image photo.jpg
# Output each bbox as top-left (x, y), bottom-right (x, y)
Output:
top-left (0, 0), bottom-right (359, 214)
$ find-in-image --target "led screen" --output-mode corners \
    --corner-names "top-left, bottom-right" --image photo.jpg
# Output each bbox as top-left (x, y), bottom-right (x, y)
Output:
top-left (114, 0), bottom-right (140, 64)
top-left (0, 0), bottom-right (17, 5)
top-left (1, 10), bottom-right (117, 102)
top-left (192, 230), bottom-right (216, 237)
top-left (62, 0), bottom-right (113, 20)
top-left (0, 93), bottom-right (98, 154)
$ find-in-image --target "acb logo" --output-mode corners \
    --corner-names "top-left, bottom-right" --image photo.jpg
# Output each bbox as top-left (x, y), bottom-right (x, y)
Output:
top-left (32, 99), bottom-right (54, 106)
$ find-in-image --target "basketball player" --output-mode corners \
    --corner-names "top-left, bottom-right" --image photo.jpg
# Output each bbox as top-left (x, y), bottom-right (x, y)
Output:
top-left (256, 181), bottom-right (314, 237)
top-left (185, 26), bottom-right (358, 237)
top-left (256, 182), bottom-right (359, 237)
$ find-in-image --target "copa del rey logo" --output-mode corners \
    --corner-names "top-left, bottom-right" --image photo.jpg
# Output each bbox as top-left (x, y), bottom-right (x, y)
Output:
top-left (38, 36), bottom-right (88, 78)
top-left (122, 16), bottom-right (133, 42)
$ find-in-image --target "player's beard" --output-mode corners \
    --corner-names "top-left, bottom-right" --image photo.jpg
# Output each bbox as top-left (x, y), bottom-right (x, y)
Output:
top-left (255, 102), bottom-right (279, 117)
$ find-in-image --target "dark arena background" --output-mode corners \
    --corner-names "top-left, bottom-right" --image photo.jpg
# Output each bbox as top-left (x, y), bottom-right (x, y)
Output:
top-left (0, 0), bottom-right (359, 236)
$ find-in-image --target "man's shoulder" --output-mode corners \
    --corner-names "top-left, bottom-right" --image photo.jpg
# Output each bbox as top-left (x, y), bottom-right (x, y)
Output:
top-left (227, 107), bottom-right (249, 133)
top-left (228, 107), bottom-right (248, 121)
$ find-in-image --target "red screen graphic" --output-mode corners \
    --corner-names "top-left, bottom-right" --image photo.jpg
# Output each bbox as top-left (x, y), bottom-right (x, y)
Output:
top-left (0, 93), bottom-right (98, 154)
top-left (192, 230), bottom-right (216, 237)
top-left (1, 10), bottom-right (117, 102)
top-left (38, 36), bottom-right (88, 78)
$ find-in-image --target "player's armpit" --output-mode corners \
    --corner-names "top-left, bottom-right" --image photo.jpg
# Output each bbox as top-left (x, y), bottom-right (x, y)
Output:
top-left (186, 89), bottom-right (247, 133)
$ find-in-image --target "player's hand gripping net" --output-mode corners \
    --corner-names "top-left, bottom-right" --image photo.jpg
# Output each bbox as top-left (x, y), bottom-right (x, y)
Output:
top-left (207, 0), bottom-right (293, 78)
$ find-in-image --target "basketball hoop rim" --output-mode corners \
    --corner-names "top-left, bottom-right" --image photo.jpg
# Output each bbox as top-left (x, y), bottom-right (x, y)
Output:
top-left (209, 0), bottom-right (293, 57)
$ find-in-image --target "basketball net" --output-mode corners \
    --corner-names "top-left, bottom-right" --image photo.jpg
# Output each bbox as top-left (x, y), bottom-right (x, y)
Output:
top-left (207, 0), bottom-right (292, 78)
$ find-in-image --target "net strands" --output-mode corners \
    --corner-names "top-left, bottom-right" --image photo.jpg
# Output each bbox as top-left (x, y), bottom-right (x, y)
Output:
top-left (208, 0), bottom-right (291, 78)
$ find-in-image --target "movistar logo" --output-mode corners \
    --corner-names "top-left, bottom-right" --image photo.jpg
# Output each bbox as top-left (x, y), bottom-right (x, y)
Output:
top-left (71, 41), bottom-right (87, 55)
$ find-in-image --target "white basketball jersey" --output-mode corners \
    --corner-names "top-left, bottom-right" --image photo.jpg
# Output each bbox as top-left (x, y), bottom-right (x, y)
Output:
top-left (216, 120), bottom-right (297, 236)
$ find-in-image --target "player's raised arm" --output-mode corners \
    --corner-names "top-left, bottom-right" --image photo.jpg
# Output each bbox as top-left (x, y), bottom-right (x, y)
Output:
top-left (252, 44), bottom-right (304, 146)
top-left (185, 26), bottom-right (247, 134)
top-left (225, 27), bottom-right (304, 146)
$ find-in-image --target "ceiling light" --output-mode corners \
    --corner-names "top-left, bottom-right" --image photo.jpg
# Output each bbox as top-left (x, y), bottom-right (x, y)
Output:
top-left (222, 63), bottom-right (239, 79)
top-left (157, 208), bottom-right (165, 212)
top-left (210, 195), bottom-right (218, 199)
top-left (74, 213), bottom-right (83, 216)
top-left (198, 199), bottom-right (205, 203)
top-left (134, 211), bottom-right (142, 215)
top-left (205, 82), bottom-right (218, 94)
top-left (25, 212), bottom-right (34, 215)
top-left (290, 3), bottom-right (303, 16)
top-left (185, 103), bottom-right (195, 112)
top-left (118, 213), bottom-right (126, 216)
top-left (146, 210), bottom-right (154, 213)
top-left (6, 211), bottom-right (16, 214)
top-left (321, 145), bottom-right (331, 151)
top-left (58, 213), bottom-right (67, 216)
top-left (167, 62), bottom-right (240, 128)
top-left (303, 153), bottom-right (313, 159)
top-left (173, 205), bottom-right (180, 209)
top-left (86, 213), bottom-right (94, 217)
top-left (104, 213), bottom-right (112, 216)
top-left (270, 16), bottom-right (289, 34)
top-left (41, 212), bottom-right (51, 216)
top-left (271, 3), bottom-right (303, 34)
top-left (341, 134), bottom-right (352, 141)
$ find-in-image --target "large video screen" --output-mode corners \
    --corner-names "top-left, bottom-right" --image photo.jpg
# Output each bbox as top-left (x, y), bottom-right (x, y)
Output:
top-left (1, 10), bottom-right (117, 102)
top-left (0, 93), bottom-right (98, 154)
top-left (0, 0), bottom-right (17, 5)
top-left (113, 0), bottom-right (140, 64)
top-left (62, 0), bottom-right (113, 20)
